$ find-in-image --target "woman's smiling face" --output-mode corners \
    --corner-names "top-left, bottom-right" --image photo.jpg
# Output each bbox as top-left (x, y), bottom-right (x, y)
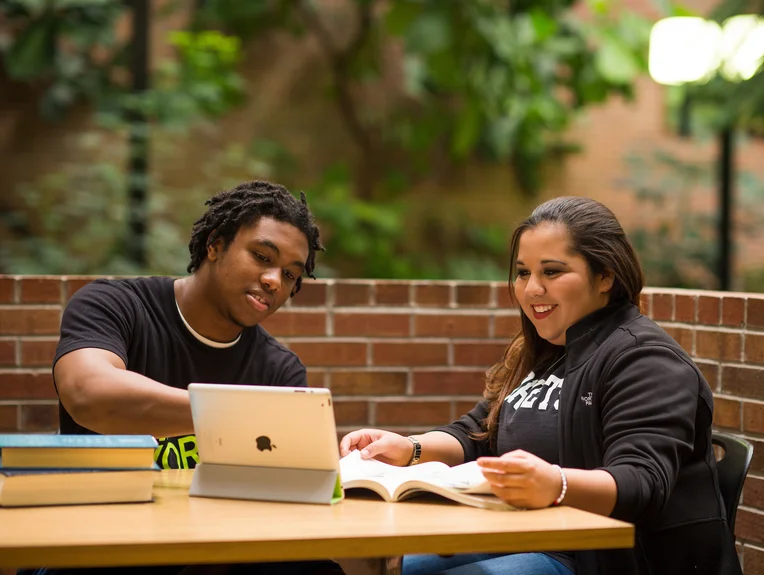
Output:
top-left (513, 223), bottom-right (614, 346)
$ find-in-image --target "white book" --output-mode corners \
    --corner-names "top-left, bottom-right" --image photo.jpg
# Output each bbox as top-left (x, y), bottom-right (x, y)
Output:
top-left (339, 450), bottom-right (515, 511)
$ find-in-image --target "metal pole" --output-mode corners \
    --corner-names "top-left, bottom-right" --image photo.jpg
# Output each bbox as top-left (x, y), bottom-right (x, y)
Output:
top-left (127, 0), bottom-right (150, 269)
top-left (718, 127), bottom-right (733, 291)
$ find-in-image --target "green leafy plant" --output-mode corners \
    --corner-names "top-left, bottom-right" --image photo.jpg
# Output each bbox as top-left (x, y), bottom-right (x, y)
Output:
top-left (1, 0), bottom-right (127, 118)
top-left (185, 0), bottom-right (652, 197)
top-left (383, 1), bottom-right (652, 193)
top-left (1, 129), bottom-right (276, 275)
top-left (620, 146), bottom-right (764, 289)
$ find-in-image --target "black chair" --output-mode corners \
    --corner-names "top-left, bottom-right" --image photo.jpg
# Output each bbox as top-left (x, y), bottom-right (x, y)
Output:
top-left (712, 431), bottom-right (754, 533)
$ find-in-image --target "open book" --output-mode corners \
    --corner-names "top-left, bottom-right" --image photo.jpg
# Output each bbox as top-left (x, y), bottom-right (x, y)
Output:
top-left (339, 450), bottom-right (515, 510)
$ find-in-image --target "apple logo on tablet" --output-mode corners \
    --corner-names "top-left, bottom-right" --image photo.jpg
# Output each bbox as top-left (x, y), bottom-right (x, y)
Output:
top-left (256, 436), bottom-right (276, 451)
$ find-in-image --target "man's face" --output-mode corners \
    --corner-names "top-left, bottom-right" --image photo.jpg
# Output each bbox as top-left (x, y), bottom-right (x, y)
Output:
top-left (207, 217), bottom-right (309, 328)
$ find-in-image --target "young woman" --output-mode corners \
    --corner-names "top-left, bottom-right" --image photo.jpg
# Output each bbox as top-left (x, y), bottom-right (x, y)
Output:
top-left (340, 197), bottom-right (741, 575)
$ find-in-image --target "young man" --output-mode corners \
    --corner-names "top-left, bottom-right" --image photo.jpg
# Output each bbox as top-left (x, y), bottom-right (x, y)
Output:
top-left (46, 180), bottom-right (343, 575)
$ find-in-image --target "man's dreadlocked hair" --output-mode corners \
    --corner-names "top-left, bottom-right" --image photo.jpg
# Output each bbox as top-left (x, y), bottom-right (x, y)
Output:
top-left (187, 180), bottom-right (324, 295)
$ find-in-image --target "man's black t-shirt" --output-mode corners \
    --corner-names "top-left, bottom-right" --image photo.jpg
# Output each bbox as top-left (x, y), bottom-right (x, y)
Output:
top-left (54, 277), bottom-right (307, 469)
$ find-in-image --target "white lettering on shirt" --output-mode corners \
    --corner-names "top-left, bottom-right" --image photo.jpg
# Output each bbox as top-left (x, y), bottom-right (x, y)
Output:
top-left (505, 371), bottom-right (564, 412)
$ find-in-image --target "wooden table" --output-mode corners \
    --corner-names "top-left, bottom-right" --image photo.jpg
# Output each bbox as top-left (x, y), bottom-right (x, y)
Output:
top-left (0, 470), bottom-right (633, 569)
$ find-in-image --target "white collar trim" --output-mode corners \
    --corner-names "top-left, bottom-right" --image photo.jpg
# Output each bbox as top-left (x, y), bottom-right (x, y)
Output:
top-left (175, 297), bottom-right (241, 349)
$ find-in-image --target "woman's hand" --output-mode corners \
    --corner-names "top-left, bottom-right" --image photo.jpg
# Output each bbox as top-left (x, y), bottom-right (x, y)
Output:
top-left (339, 428), bottom-right (414, 466)
top-left (477, 449), bottom-right (562, 509)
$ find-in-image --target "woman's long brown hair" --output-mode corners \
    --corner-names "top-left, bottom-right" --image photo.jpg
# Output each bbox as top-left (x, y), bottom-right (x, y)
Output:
top-left (473, 197), bottom-right (645, 444)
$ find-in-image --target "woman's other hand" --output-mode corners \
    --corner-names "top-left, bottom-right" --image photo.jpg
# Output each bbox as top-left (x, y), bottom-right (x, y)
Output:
top-left (477, 449), bottom-right (562, 508)
top-left (339, 428), bottom-right (414, 466)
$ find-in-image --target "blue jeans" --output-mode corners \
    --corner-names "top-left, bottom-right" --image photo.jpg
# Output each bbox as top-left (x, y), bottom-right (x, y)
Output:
top-left (402, 553), bottom-right (575, 575)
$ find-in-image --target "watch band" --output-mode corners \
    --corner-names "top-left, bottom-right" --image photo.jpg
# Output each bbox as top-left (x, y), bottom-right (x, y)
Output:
top-left (406, 436), bottom-right (422, 466)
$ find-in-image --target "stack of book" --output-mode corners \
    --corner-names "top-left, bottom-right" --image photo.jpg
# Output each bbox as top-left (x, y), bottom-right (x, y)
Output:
top-left (0, 434), bottom-right (159, 507)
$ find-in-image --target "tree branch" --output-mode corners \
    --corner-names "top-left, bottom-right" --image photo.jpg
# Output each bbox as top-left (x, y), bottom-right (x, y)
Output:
top-left (297, 0), bottom-right (376, 198)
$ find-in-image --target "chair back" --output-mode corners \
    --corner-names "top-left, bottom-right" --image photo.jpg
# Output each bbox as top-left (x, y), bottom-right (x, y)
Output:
top-left (712, 431), bottom-right (754, 533)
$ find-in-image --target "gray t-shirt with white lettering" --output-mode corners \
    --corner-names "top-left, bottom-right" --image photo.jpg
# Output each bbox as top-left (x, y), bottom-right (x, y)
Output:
top-left (435, 356), bottom-right (574, 573)
top-left (495, 360), bottom-right (565, 462)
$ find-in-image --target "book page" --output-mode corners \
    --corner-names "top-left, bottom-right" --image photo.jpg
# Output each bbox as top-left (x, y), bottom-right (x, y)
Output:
top-left (339, 450), bottom-right (451, 497)
top-left (438, 461), bottom-right (493, 494)
top-left (339, 451), bottom-right (491, 494)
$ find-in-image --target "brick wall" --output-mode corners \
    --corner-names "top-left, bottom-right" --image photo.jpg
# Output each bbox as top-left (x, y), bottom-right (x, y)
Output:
top-left (1, 276), bottom-right (763, 573)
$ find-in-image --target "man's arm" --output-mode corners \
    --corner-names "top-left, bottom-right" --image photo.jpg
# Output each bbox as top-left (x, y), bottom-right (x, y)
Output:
top-left (55, 348), bottom-right (194, 437)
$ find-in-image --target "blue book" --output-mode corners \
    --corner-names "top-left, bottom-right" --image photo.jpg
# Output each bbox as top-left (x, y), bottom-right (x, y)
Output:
top-left (0, 434), bottom-right (158, 469)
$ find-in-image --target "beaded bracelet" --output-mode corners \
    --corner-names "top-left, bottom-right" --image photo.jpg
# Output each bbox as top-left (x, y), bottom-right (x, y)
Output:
top-left (552, 464), bottom-right (568, 506)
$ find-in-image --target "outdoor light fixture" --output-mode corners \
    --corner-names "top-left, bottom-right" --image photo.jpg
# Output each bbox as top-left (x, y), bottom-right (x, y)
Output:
top-left (648, 14), bottom-right (764, 291)
top-left (649, 15), bottom-right (764, 84)
top-left (719, 16), bottom-right (764, 81)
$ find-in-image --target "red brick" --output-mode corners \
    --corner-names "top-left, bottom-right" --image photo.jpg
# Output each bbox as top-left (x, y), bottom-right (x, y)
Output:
top-left (713, 397), bottom-right (741, 430)
top-left (373, 342), bottom-right (448, 366)
top-left (722, 297), bottom-right (746, 328)
top-left (737, 543), bottom-right (744, 573)
top-left (456, 285), bottom-right (491, 307)
top-left (743, 475), bottom-right (764, 509)
top-left (743, 543), bottom-right (764, 575)
top-left (698, 296), bottom-right (721, 326)
top-left (663, 326), bottom-right (693, 355)
top-left (736, 508), bottom-right (764, 545)
top-left (749, 298), bottom-right (764, 330)
top-left (375, 282), bottom-right (410, 305)
top-left (0, 340), bottom-right (16, 367)
top-left (746, 334), bottom-right (764, 365)
top-left (413, 370), bottom-right (486, 395)
top-left (375, 401), bottom-right (451, 426)
top-left (19, 403), bottom-right (59, 431)
top-left (64, 277), bottom-right (95, 300)
top-left (749, 438), bottom-right (764, 474)
top-left (455, 400), bottom-right (481, 415)
top-left (744, 402), bottom-right (764, 434)
top-left (414, 284), bottom-right (450, 307)
top-left (722, 366), bottom-right (764, 400)
top-left (0, 405), bottom-right (17, 431)
top-left (674, 295), bottom-right (696, 322)
top-left (330, 371), bottom-right (408, 395)
top-left (453, 342), bottom-right (508, 367)
top-left (333, 400), bottom-right (369, 425)
top-left (414, 314), bottom-right (489, 338)
top-left (0, 372), bottom-right (57, 399)
top-left (288, 341), bottom-right (367, 367)
top-left (494, 314), bottom-right (522, 338)
top-left (20, 339), bottom-right (58, 367)
top-left (495, 283), bottom-right (517, 309)
top-left (698, 361), bottom-right (720, 390)
top-left (306, 369), bottom-right (326, 388)
top-left (334, 312), bottom-right (409, 337)
top-left (290, 281), bottom-right (328, 307)
top-left (0, 278), bottom-right (15, 303)
top-left (696, 331), bottom-right (742, 362)
top-left (651, 294), bottom-right (673, 321)
top-left (260, 311), bottom-right (326, 337)
top-left (335, 282), bottom-right (372, 306)
top-left (639, 293), bottom-right (651, 316)
top-left (0, 308), bottom-right (61, 335)
top-left (20, 278), bottom-right (62, 304)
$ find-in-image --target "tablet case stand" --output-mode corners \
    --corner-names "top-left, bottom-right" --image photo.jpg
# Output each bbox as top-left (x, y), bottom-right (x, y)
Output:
top-left (189, 462), bottom-right (343, 505)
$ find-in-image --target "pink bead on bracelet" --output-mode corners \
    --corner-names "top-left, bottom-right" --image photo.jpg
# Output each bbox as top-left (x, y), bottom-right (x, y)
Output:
top-left (551, 464), bottom-right (568, 506)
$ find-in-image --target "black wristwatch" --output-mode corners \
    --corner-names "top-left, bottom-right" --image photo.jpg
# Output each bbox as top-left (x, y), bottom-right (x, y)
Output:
top-left (406, 436), bottom-right (422, 466)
